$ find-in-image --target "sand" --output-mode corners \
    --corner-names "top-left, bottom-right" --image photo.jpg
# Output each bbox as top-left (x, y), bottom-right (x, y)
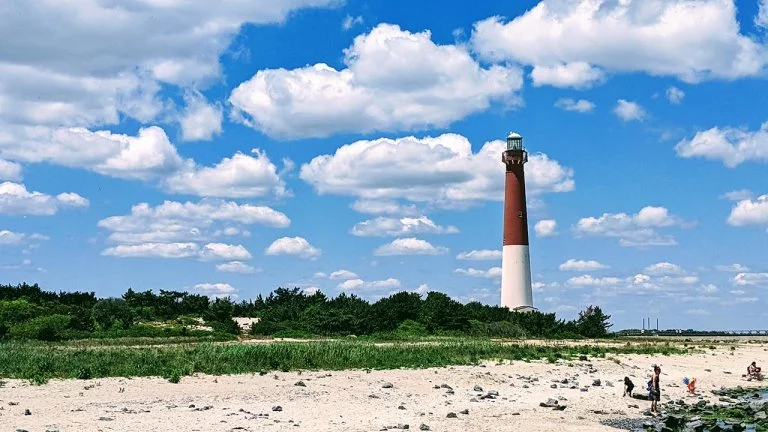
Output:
top-left (1, 342), bottom-right (765, 432)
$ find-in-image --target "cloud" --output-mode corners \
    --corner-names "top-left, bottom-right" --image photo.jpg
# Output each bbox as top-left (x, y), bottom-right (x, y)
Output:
top-left (0, 182), bottom-right (88, 216)
top-left (0, 126), bottom-right (290, 199)
top-left (574, 206), bottom-right (685, 247)
top-left (350, 216), bottom-right (458, 237)
top-left (666, 86), bottom-right (685, 104)
top-left (229, 24), bottom-right (523, 139)
top-left (726, 194), bottom-right (768, 227)
top-left (531, 62), bottom-right (604, 88)
top-left (715, 264), bottom-right (750, 273)
top-left (534, 219), bottom-right (558, 237)
top-left (733, 272), bottom-right (768, 287)
top-left (675, 121), bottom-right (768, 167)
top-left (554, 98), bottom-right (595, 113)
top-left (342, 15), bottom-right (364, 30)
top-left (164, 149), bottom-right (290, 199)
top-left (614, 100), bottom-right (646, 121)
top-left (193, 283), bottom-right (237, 299)
top-left (179, 91), bottom-right (223, 142)
top-left (685, 308), bottom-right (710, 316)
top-left (758, 0), bottom-right (768, 29)
top-left (454, 267), bottom-right (502, 278)
top-left (559, 259), bottom-right (609, 272)
top-left (0, 160), bottom-right (22, 181)
top-left (643, 262), bottom-right (685, 276)
top-left (374, 238), bottom-right (448, 256)
top-left (329, 270), bottom-right (359, 280)
top-left (265, 237), bottom-right (321, 260)
top-left (300, 134), bottom-right (574, 205)
top-left (698, 284), bottom-right (720, 293)
top-left (97, 199), bottom-right (289, 245)
top-left (0, 230), bottom-right (48, 247)
top-left (216, 261), bottom-right (260, 274)
top-left (470, 0), bottom-right (766, 87)
top-left (0, 0), bottom-right (339, 143)
top-left (349, 200), bottom-right (420, 216)
top-left (456, 250), bottom-right (502, 261)
top-left (567, 275), bottom-right (623, 287)
top-left (721, 189), bottom-right (754, 201)
top-left (102, 242), bottom-right (250, 261)
top-left (338, 277), bottom-right (401, 291)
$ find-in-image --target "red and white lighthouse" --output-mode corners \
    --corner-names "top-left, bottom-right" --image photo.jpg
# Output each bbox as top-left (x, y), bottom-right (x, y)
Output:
top-left (501, 132), bottom-right (535, 312)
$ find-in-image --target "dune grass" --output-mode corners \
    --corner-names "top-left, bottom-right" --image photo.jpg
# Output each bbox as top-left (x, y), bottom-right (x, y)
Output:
top-left (0, 339), bottom-right (690, 384)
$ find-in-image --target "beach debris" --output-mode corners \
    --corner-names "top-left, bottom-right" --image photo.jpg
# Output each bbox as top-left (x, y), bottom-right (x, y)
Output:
top-left (272, 406), bottom-right (282, 412)
top-left (294, 381), bottom-right (306, 387)
top-left (473, 385), bottom-right (483, 392)
top-left (446, 412), bottom-right (457, 418)
top-left (419, 424), bottom-right (430, 431)
top-left (23, 409), bottom-right (31, 415)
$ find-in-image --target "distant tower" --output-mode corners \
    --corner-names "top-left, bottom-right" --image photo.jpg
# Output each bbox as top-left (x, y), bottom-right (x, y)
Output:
top-left (501, 132), bottom-right (535, 312)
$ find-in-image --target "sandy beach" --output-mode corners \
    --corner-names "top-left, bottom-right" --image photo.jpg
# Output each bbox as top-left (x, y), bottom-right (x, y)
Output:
top-left (2, 342), bottom-right (766, 432)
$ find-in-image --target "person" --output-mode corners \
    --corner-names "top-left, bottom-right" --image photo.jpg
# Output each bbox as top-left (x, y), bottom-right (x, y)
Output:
top-left (747, 362), bottom-right (763, 381)
top-left (649, 365), bottom-right (661, 414)
top-left (623, 376), bottom-right (635, 397)
top-left (685, 377), bottom-right (696, 395)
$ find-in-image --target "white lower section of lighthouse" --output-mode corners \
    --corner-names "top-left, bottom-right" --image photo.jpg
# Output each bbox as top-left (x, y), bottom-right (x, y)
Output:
top-left (500, 245), bottom-right (534, 311)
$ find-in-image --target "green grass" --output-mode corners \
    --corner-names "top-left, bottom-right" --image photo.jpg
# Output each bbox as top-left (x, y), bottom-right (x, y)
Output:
top-left (0, 339), bottom-right (690, 384)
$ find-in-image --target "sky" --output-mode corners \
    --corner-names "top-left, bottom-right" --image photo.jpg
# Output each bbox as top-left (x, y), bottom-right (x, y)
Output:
top-left (1, 0), bottom-right (768, 331)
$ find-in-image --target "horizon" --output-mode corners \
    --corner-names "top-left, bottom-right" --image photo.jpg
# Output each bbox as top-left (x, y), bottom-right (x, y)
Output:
top-left (1, 0), bottom-right (767, 331)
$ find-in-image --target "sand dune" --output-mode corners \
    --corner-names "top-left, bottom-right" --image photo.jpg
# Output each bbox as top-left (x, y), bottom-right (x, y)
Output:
top-left (1, 343), bottom-right (765, 431)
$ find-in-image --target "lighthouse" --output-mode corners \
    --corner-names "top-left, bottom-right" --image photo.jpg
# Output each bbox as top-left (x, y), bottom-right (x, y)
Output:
top-left (500, 132), bottom-right (535, 312)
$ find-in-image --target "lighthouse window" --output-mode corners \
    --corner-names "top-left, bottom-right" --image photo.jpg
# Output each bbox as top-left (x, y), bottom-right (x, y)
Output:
top-left (518, 211), bottom-right (523, 218)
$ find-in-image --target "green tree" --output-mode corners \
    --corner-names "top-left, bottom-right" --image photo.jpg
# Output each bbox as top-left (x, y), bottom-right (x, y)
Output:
top-left (91, 298), bottom-right (133, 330)
top-left (576, 305), bottom-right (613, 338)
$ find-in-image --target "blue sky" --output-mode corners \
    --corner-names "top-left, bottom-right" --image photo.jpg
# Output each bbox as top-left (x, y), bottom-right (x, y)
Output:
top-left (1, 0), bottom-right (768, 330)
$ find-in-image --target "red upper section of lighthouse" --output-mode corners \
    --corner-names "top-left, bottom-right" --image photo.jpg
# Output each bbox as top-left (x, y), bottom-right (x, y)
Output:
top-left (502, 132), bottom-right (529, 247)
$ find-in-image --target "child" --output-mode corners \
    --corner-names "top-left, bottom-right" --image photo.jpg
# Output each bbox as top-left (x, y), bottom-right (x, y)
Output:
top-left (623, 376), bottom-right (635, 397)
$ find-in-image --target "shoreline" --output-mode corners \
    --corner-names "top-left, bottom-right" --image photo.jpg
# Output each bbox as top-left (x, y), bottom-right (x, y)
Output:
top-left (2, 342), bottom-right (766, 431)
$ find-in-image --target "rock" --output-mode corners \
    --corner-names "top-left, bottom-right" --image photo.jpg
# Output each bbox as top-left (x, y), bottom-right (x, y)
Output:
top-left (99, 417), bottom-right (114, 421)
top-left (474, 385), bottom-right (483, 392)
top-left (419, 424), bottom-right (430, 431)
top-left (470, 398), bottom-right (478, 402)
top-left (459, 409), bottom-right (469, 415)
top-left (511, 412), bottom-right (520, 416)
top-left (24, 409), bottom-right (31, 415)
top-left (440, 384), bottom-right (452, 390)
top-left (606, 381), bottom-right (614, 387)
top-left (755, 411), bottom-right (767, 420)
top-left (272, 406), bottom-right (283, 412)
top-left (540, 399), bottom-right (559, 408)
top-left (294, 381), bottom-right (306, 387)
top-left (396, 423), bottom-right (409, 429)
top-left (369, 394), bottom-right (380, 399)
top-left (550, 384), bottom-right (557, 389)
top-left (382, 382), bottom-right (394, 389)
top-left (579, 355), bottom-right (588, 361)
top-left (593, 379), bottom-right (601, 387)
top-left (446, 412), bottom-right (457, 418)
top-left (581, 387), bottom-right (589, 392)
top-left (398, 405), bottom-right (406, 410)
top-left (553, 405), bottom-right (567, 411)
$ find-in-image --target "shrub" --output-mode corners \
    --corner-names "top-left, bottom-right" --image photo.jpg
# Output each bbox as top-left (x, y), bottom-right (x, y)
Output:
top-left (76, 367), bottom-right (92, 380)
top-left (9, 314), bottom-right (72, 341)
top-left (272, 329), bottom-right (313, 339)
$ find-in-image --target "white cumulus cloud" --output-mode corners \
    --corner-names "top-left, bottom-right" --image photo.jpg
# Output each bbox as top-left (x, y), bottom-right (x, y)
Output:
top-left (102, 242), bottom-right (250, 261)
top-left (0, 182), bottom-right (88, 215)
top-left (614, 99), bottom-right (646, 121)
top-left (727, 194), bottom-right (768, 227)
top-left (666, 86), bottom-right (685, 104)
top-left (534, 219), bottom-right (558, 237)
top-left (531, 62), bottom-right (604, 88)
top-left (454, 267), bottom-right (502, 278)
top-left (559, 259), bottom-right (609, 272)
top-left (644, 262), bottom-right (685, 276)
top-left (329, 270), bottom-right (359, 280)
top-left (0, 160), bottom-right (22, 181)
top-left (179, 91), bottom-right (223, 142)
top-left (554, 98), bottom-right (595, 113)
top-left (265, 237), bottom-right (321, 260)
top-left (349, 200), bottom-right (420, 216)
top-left (350, 216), bottom-right (458, 237)
top-left (338, 277), bottom-right (401, 291)
top-left (456, 250), bottom-right (502, 261)
top-left (574, 206), bottom-right (685, 247)
top-left (300, 133), bottom-right (574, 205)
top-left (193, 283), bottom-right (237, 299)
top-left (733, 272), bottom-right (768, 287)
top-left (229, 24), bottom-right (523, 139)
top-left (216, 261), bottom-right (260, 274)
top-left (675, 121), bottom-right (768, 167)
top-left (470, 0), bottom-right (767, 87)
top-left (374, 238), bottom-right (448, 256)
top-left (715, 264), bottom-right (750, 273)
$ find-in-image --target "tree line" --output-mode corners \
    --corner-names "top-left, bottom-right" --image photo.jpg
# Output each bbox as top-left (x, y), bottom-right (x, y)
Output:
top-left (0, 283), bottom-right (613, 341)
